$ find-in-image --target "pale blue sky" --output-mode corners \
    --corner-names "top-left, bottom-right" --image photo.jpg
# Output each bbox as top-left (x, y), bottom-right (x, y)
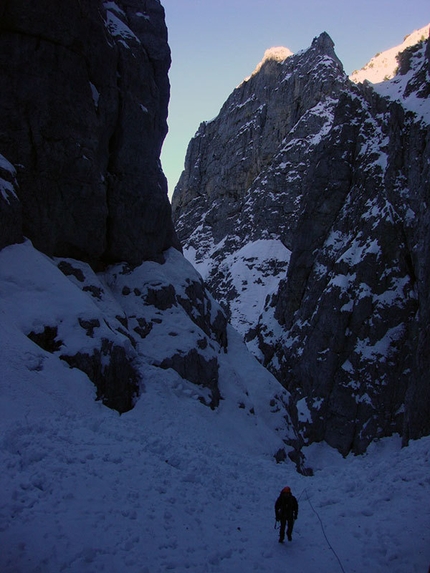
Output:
top-left (161, 0), bottom-right (429, 196)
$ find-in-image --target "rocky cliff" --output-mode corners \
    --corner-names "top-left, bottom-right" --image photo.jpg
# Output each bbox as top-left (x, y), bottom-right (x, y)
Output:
top-left (0, 1), bottom-right (257, 425)
top-left (172, 32), bottom-right (430, 455)
top-left (0, 0), bottom-right (179, 265)
top-left (0, 1), bottom-right (294, 461)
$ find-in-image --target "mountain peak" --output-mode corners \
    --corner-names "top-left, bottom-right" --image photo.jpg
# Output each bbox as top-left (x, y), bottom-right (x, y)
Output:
top-left (309, 31), bottom-right (343, 69)
top-left (172, 25), bottom-right (430, 455)
top-left (312, 31), bottom-right (335, 51)
top-left (244, 46), bottom-right (293, 82)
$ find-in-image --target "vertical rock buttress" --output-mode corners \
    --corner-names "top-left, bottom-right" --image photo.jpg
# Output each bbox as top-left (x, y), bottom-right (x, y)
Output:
top-left (0, 0), bottom-right (180, 266)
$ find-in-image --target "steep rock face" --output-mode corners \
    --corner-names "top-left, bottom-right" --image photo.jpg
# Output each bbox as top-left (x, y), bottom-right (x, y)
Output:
top-left (393, 39), bottom-right (430, 445)
top-left (172, 33), bottom-right (430, 454)
top-left (0, 0), bottom-right (179, 265)
top-left (173, 34), bottom-right (344, 246)
top-left (173, 33), bottom-right (346, 332)
top-left (268, 93), bottom-right (427, 454)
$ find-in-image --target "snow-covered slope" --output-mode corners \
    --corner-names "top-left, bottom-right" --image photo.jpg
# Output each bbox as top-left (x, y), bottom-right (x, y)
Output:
top-left (0, 240), bottom-right (288, 436)
top-left (350, 23), bottom-right (429, 84)
top-left (350, 24), bottom-right (430, 125)
top-left (185, 238), bottom-right (291, 337)
top-left (1, 243), bottom-right (429, 572)
top-left (372, 38), bottom-right (430, 123)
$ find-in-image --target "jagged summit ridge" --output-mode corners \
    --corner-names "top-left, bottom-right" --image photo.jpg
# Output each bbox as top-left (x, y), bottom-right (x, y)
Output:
top-left (173, 31), bottom-right (345, 219)
top-left (240, 31), bottom-right (338, 85)
top-left (172, 30), bottom-right (430, 455)
top-left (172, 31), bottom-right (347, 332)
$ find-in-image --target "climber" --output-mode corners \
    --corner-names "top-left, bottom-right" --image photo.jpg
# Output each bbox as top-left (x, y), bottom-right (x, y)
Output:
top-left (275, 486), bottom-right (298, 543)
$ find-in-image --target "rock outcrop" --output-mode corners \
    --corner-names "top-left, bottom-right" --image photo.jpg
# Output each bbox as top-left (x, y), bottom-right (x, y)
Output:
top-left (0, 239), bottom-right (290, 442)
top-left (0, 153), bottom-right (22, 251)
top-left (0, 0), bottom-right (179, 266)
top-left (172, 33), bottom-right (430, 455)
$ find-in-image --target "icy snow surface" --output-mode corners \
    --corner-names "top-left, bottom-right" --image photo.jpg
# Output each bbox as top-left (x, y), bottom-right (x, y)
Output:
top-left (0, 242), bottom-right (429, 573)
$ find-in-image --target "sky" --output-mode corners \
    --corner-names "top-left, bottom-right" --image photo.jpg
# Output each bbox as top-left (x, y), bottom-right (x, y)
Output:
top-left (160, 0), bottom-right (429, 197)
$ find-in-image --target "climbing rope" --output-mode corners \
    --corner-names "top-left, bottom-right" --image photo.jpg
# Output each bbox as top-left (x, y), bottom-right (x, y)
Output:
top-left (302, 488), bottom-right (347, 573)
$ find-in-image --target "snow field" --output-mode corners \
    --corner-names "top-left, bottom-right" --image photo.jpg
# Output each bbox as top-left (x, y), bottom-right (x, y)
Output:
top-left (0, 242), bottom-right (429, 573)
top-left (1, 356), bottom-right (429, 573)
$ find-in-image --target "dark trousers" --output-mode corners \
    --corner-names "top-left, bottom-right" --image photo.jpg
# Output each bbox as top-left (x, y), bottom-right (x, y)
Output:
top-left (279, 518), bottom-right (294, 542)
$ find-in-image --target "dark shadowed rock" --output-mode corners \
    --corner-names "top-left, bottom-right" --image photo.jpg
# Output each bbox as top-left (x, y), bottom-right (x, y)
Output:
top-left (0, 153), bottom-right (22, 250)
top-left (0, 0), bottom-right (179, 266)
top-left (159, 349), bottom-right (221, 408)
top-left (28, 325), bottom-right (63, 354)
top-left (26, 319), bottom-right (140, 414)
top-left (61, 340), bottom-right (140, 414)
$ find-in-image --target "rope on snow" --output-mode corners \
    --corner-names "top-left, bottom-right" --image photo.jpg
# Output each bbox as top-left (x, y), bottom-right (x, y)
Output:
top-left (302, 488), bottom-right (347, 573)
